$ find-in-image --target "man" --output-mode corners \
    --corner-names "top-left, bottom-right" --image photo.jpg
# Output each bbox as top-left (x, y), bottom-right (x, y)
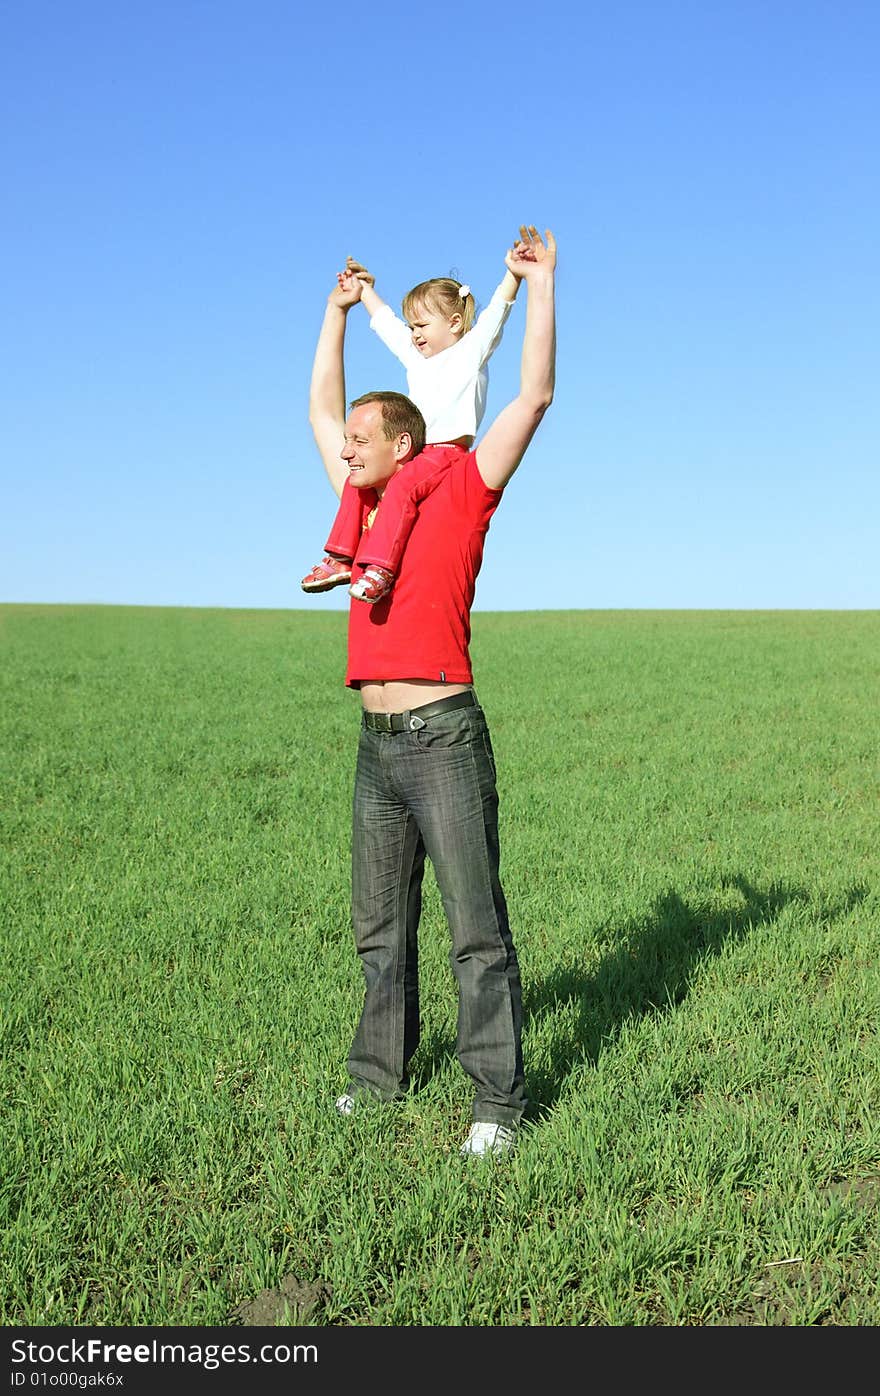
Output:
top-left (308, 226), bottom-right (557, 1157)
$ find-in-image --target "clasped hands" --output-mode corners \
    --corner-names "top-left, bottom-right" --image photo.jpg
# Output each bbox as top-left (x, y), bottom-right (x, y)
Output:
top-left (330, 226), bottom-right (555, 307)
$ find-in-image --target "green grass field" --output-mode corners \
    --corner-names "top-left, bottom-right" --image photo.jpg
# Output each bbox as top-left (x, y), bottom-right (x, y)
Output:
top-left (2, 604), bottom-right (878, 1326)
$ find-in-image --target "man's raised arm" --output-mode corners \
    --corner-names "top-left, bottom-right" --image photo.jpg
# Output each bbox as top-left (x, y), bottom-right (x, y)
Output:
top-left (475, 227), bottom-right (557, 492)
top-left (308, 271), bottom-right (362, 499)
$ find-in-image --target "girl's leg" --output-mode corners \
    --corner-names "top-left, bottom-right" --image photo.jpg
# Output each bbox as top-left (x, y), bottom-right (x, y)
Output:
top-left (302, 482), bottom-right (378, 592)
top-left (356, 446), bottom-right (462, 574)
top-left (326, 480), bottom-right (377, 560)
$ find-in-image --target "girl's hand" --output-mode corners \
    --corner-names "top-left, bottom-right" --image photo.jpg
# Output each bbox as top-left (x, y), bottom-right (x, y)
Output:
top-left (345, 256), bottom-right (376, 289)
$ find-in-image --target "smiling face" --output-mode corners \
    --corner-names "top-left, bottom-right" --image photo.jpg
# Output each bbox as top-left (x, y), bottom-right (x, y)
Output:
top-left (407, 299), bottom-right (464, 358)
top-left (340, 402), bottom-right (411, 494)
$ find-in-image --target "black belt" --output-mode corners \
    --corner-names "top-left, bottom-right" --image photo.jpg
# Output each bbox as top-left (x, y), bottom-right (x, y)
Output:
top-left (362, 689), bottom-right (477, 733)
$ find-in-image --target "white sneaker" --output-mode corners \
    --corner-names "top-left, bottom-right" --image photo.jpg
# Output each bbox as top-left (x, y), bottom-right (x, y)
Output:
top-left (460, 1122), bottom-right (516, 1157)
top-left (335, 1093), bottom-right (356, 1115)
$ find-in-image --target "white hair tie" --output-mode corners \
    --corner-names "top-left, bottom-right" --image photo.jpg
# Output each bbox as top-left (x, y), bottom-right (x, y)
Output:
top-left (458, 284), bottom-right (471, 299)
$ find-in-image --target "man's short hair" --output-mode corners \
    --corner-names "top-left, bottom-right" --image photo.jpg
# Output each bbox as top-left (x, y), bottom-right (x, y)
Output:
top-left (349, 391), bottom-right (426, 458)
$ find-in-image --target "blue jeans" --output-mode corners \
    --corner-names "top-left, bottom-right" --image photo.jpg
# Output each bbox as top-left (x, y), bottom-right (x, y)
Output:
top-left (347, 695), bottom-right (526, 1127)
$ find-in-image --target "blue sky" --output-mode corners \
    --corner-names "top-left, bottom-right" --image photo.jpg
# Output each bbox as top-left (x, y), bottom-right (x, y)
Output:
top-left (2, 0), bottom-right (877, 611)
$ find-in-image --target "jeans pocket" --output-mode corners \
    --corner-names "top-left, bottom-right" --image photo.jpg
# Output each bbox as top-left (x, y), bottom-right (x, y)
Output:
top-left (414, 707), bottom-right (482, 750)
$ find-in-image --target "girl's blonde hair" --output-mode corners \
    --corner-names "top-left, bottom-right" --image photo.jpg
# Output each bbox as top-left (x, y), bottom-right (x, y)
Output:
top-left (401, 278), bottom-right (476, 334)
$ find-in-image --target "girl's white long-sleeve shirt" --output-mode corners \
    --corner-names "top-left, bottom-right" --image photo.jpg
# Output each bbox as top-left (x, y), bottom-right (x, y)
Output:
top-left (369, 286), bottom-right (515, 443)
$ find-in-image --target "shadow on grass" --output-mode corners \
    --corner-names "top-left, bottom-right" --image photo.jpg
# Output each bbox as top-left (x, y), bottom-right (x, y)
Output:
top-left (410, 876), bottom-right (868, 1119)
top-left (521, 876), bottom-right (868, 1118)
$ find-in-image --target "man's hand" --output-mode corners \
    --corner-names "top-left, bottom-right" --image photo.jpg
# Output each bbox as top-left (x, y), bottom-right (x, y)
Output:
top-left (505, 226), bottom-right (557, 279)
top-left (330, 264), bottom-right (363, 308)
top-left (342, 256), bottom-right (383, 318)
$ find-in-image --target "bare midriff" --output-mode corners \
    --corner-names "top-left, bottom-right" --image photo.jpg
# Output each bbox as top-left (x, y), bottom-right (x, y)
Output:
top-left (360, 679), bottom-right (471, 714)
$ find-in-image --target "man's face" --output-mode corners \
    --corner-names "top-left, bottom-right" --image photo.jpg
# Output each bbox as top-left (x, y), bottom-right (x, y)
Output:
top-left (340, 403), bottom-right (403, 492)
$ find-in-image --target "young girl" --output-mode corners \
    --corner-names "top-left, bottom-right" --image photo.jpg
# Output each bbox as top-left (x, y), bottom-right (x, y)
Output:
top-left (301, 249), bottom-right (521, 603)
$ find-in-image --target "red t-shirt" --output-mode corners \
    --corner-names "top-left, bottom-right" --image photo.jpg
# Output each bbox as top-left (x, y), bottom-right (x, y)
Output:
top-left (346, 450), bottom-right (502, 687)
